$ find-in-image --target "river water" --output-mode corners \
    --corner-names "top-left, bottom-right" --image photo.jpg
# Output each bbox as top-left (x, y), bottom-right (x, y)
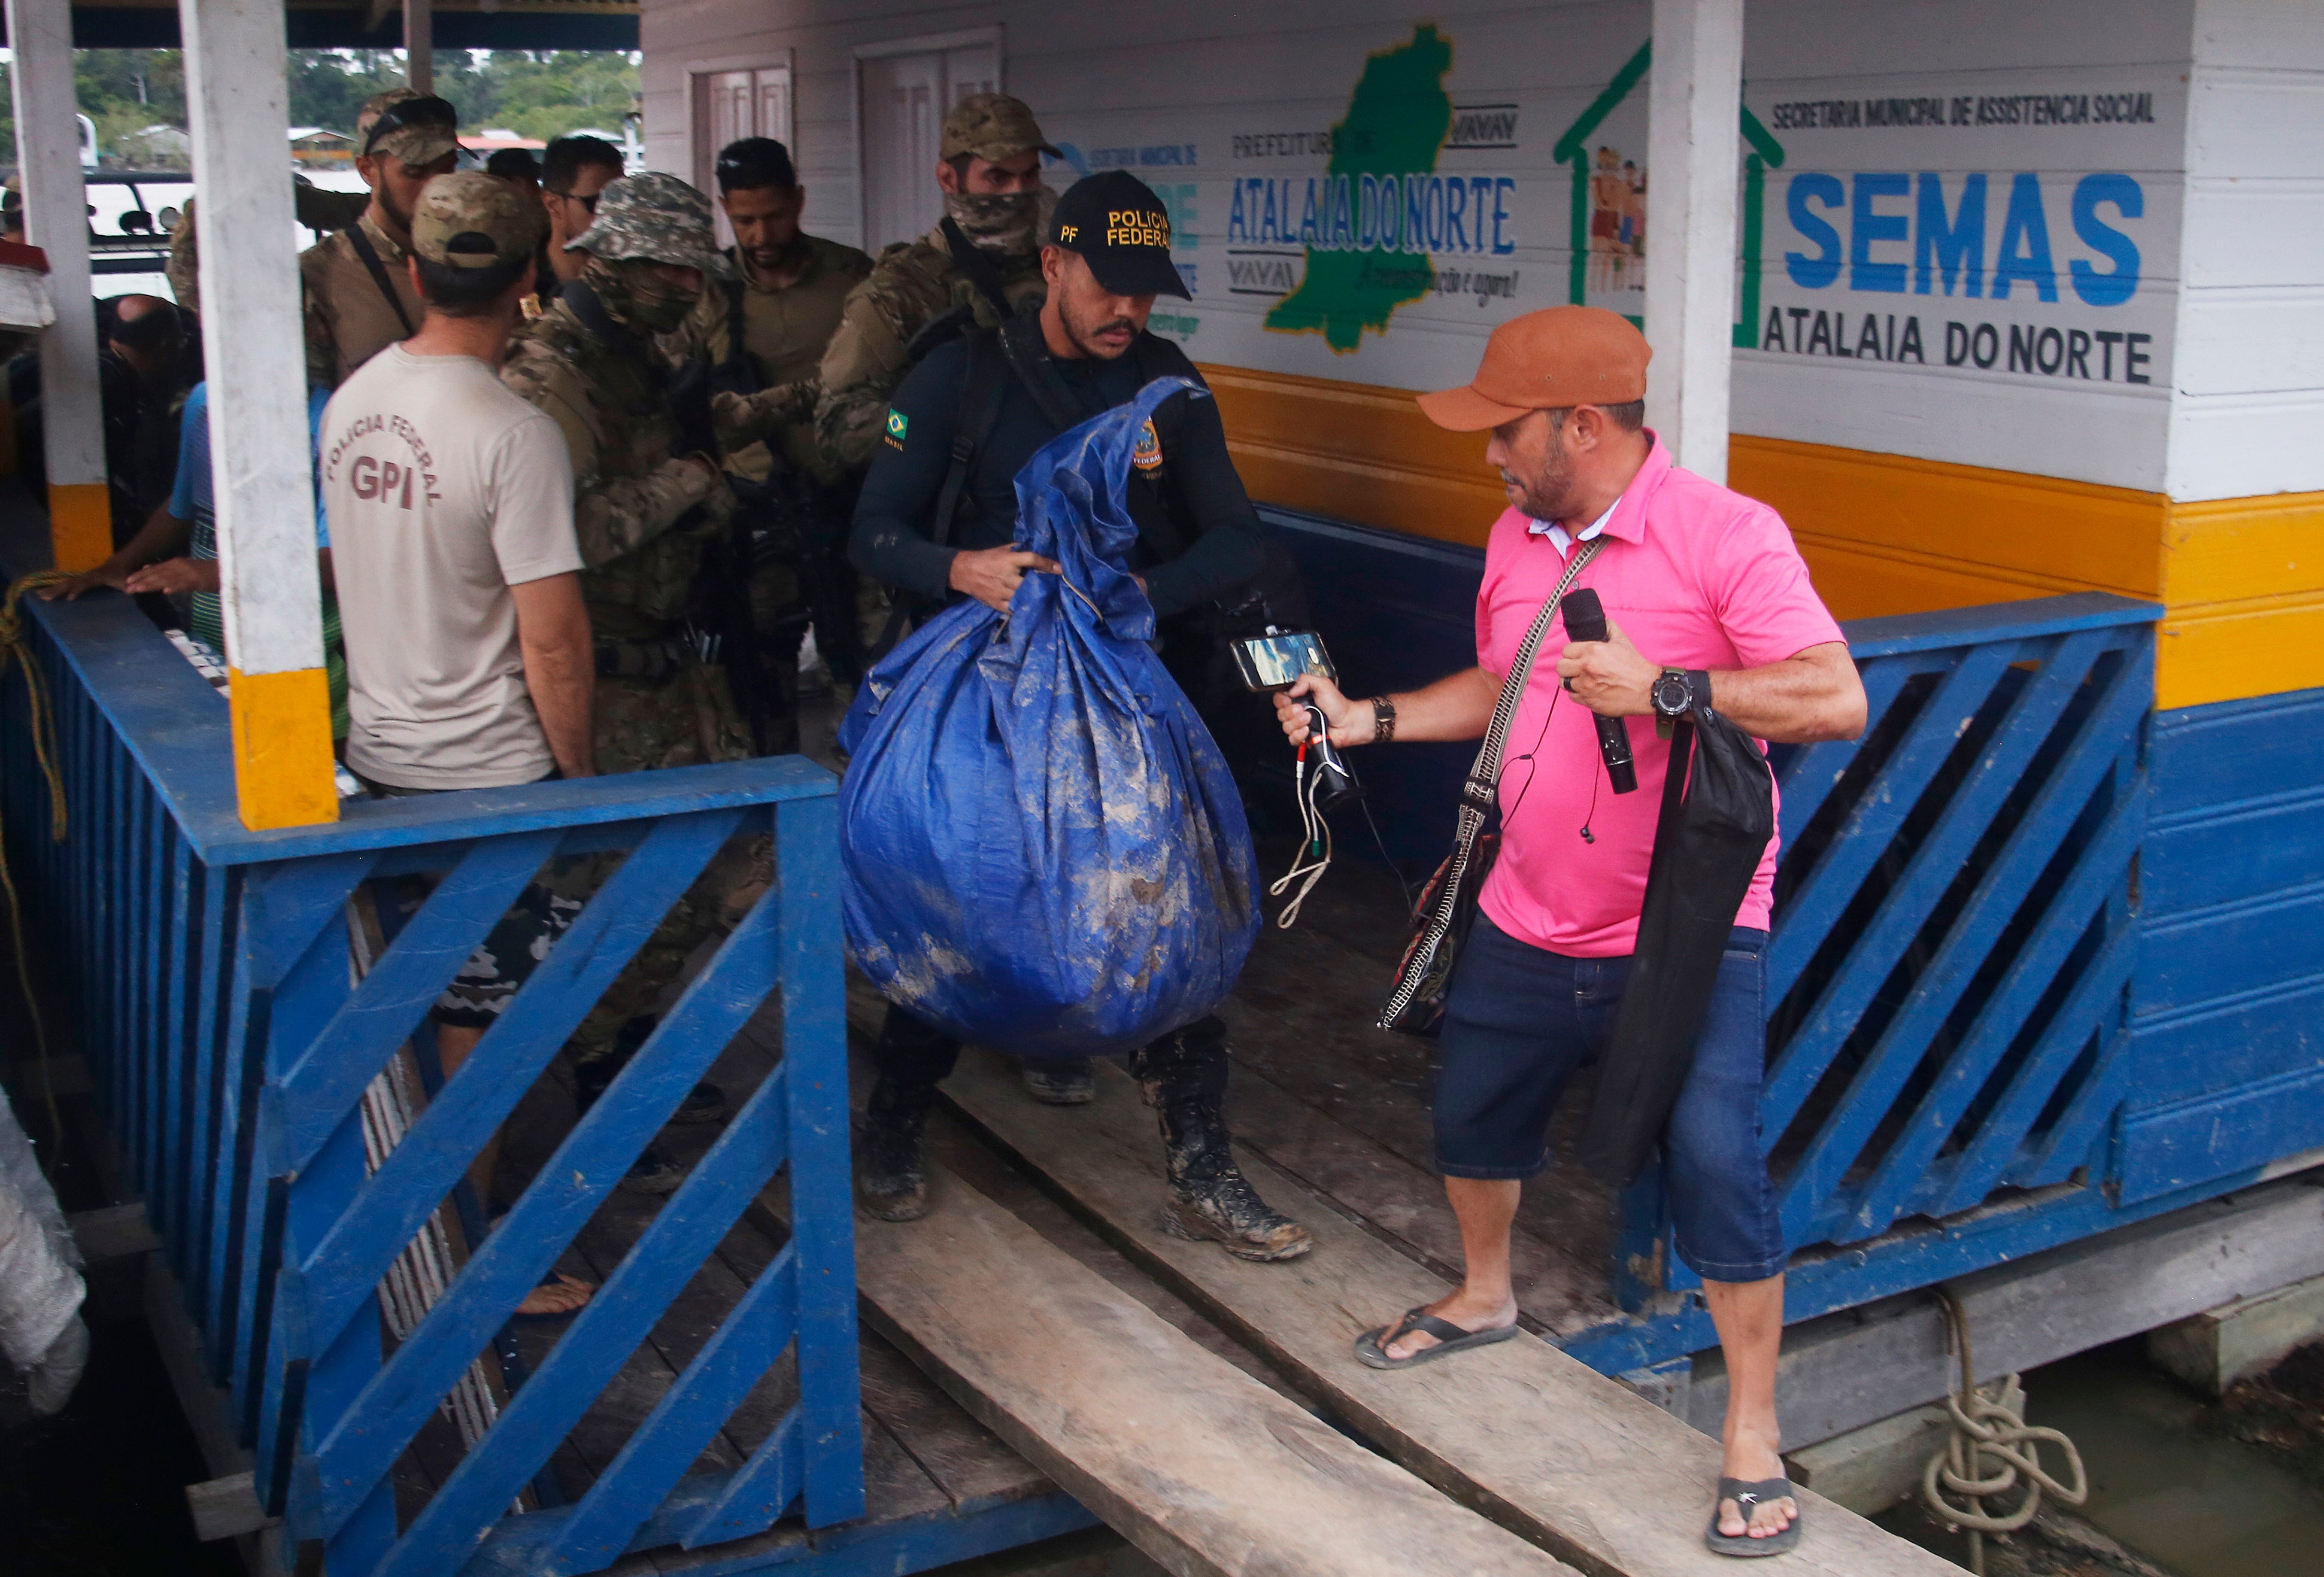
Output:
top-left (2022, 1342), bottom-right (2324, 1576)
top-left (1883, 1338), bottom-right (2324, 1576)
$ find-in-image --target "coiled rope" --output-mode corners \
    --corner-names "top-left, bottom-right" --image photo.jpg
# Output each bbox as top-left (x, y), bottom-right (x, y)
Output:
top-left (1921, 1284), bottom-right (2089, 1575)
top-left (0, 569), bottom-right (77, 1144)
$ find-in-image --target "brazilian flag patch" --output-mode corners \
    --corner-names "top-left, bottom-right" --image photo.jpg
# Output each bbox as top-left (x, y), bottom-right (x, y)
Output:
top-left (1132, 418), bottom-right (1163, 472)
top-left (883, 408), bottom-right (909, 449)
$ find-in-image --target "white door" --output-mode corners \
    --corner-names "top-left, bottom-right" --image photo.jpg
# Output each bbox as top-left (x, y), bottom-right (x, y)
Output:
top-left (858, 40), bottom-right (1001, 254)
top-left (693, 62), bottom-right (796, 247)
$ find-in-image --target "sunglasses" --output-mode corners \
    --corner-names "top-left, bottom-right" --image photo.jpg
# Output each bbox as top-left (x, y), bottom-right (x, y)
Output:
top-left (362, 95), bottom-right (458, 156)
top-left (549, 189), bottom-right (600, 215)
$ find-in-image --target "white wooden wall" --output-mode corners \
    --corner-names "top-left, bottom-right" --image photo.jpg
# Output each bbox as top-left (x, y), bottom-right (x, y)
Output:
top-left (2167, 0), bottom-right (2324, 502)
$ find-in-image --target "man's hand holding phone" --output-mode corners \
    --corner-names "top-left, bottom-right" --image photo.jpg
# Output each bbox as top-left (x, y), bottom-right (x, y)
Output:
top-left (1273, 673), bottom-right (1373, 750)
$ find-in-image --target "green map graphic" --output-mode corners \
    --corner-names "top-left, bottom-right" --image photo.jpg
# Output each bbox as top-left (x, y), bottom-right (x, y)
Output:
top-left (1265, 24), bottom-right (1454, 352)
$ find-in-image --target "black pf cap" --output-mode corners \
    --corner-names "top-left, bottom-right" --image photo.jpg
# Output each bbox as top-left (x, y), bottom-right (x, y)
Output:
top-left (1048, 170), bottom-right (1190, 300)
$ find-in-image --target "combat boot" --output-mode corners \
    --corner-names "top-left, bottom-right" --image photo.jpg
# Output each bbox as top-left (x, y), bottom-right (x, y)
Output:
top-left (1021, 1055), bottom-right (1094, 1105)
top-left (1133, 1023), bottom-right (1310, 1263)
top-left (855, 1074), bottom-right (937, 1221)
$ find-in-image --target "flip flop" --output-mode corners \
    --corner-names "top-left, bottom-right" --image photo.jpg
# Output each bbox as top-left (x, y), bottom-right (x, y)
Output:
top-left (1705, 1476), bottom-right (1801, 1557)
top-left (509, 1269), bottom-right (595, 1322)
top-left (1354, 1305), bottom-right (1519, 1369)
top-left (486, 1214), bottom-right (597, 1323)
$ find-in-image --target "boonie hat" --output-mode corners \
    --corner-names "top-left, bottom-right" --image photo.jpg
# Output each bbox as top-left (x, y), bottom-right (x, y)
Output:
top-left (566, 172), bottom-right (735, 279)
top-left (359, 87), bottom-right (460, 169)
top-left (1418, 306), bottom-right (1651, 432)
top-left (1048, 171), bottom-right (1189, 300)
top-left (940, 93), bottom-right (1060, 164)
top-left (412, 171), bottom-right (545, 268)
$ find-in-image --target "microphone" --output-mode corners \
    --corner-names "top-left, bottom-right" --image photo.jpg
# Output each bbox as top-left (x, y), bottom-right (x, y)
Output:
top-left (1557, 588), bottom-right (1638, 794)
top-left (1301, 703), bottom-right (1363, 814)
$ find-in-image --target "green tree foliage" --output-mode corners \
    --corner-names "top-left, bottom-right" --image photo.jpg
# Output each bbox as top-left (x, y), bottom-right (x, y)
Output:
top-left (8, 47), bottom-right (640, 169)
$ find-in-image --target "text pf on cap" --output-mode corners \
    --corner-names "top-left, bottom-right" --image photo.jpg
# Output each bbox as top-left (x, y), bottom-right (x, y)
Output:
top-left (1048, 170), bottom-right (1190, 300)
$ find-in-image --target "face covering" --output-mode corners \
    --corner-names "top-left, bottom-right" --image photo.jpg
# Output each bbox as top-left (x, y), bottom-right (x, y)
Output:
top-left (585, 256), bottom-right (699, 335)
top-left (944, 185), bottom-right (1050, 259)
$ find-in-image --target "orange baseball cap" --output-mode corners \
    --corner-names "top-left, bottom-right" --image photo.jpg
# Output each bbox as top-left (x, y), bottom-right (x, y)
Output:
top-left (1418, 306), bottom-right (1651, 432)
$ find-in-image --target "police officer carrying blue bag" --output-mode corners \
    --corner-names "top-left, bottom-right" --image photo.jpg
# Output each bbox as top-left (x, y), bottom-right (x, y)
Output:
top-left (847, 170), bottom-right (1310, 1263)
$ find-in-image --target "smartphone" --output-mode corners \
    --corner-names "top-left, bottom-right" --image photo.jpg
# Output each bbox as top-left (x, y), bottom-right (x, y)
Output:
top-left (1231, 630), bottom-right (1337, 693)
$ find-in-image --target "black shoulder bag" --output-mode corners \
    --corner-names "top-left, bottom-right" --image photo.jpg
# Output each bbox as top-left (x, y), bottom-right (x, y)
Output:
top-left (1379, 539), bottom-right (1604, 1037)
top-left (1575, 701), bottom-right (1775, 1186)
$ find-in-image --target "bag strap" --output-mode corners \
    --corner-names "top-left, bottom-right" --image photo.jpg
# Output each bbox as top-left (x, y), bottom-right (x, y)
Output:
top-left (712, 266), bottom-right (763, 395)
top-left (935, 327), bottom-right (1011, 550)
top-left (1457, 536), bottom-right (1606, 816)
top-left (342, 222), bottom-right (415, 339)
top-left (939, 218), bottom-right (1015, 319)
top-left (868, 326), bottom-right (1013, 662)
top-left (996, 306), bottom-right (1085, 430)
top-left (1648, 714), bottom-right (1696, 885)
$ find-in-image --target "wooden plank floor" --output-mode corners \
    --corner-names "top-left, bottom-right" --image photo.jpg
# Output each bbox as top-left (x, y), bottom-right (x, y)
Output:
top-left (842, 1145), bottom-right (1580, 1577)
top-left (1221, 855), bottom-right (1627, 1339)
top-left (941, 1050), bottom-right (1957, 1577)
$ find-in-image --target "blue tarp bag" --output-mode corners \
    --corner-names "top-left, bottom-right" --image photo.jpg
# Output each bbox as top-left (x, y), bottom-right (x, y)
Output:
top-left (838, 376), bottom-right (1261, 1057)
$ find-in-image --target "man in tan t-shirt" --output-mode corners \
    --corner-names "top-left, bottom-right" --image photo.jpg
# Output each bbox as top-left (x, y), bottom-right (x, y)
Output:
top-left (301, 88), bottom-right (462, 388)
top-left (321, 174), bottom-right (602, 1305)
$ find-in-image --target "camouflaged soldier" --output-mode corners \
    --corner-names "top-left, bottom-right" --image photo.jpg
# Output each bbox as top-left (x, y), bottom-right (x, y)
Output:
top-left (298, 89), bottom-right (462, 387)
top-left (662, 136), bottom-right (875, 745)
top-left (502, 171), bottom-right (766, 1189)
top-left (813, 93), bottom-right (1058, 475)
top-left (502, 171), bottom-right (741, 762)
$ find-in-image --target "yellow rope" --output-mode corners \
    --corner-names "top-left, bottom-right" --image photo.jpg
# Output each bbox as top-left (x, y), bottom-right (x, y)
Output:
top-left (0, 569), bottom-right (77, 1144)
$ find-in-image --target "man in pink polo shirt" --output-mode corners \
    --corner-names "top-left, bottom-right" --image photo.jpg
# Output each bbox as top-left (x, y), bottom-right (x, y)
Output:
top-left (1278, 306), bottom-right (1865, 1555)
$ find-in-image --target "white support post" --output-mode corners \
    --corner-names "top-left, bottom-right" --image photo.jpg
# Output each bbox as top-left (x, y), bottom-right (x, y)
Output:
top-left (5, 0), bottom-right (107, 569)
top-left (179, 0), bottom-right (338, 828)
top-left (404, 0), bottom-right (433, 93)
top-left (1644, 0), bottom-right (1744, 483)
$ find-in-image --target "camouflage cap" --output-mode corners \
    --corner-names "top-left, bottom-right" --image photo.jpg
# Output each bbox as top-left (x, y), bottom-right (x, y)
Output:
top-left (940, 93), bottom-right (1060, 164)
top-left (359, 87), bottom-right (460, 169)
top-left (411, 171), bottom-right (545, 268)
top-left (566, 171), bottom-right (734, 278)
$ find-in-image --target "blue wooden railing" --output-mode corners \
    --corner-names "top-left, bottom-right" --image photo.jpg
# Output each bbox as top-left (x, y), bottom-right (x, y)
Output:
top-left (0, 588), bottom-right (863, 1575)
top-left (1593, 592), bottom-right (2164, 1365)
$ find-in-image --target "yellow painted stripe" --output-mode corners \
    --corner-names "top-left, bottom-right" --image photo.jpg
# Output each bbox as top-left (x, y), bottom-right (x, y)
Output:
top-left (225, 666), bottom-right (340, 829)
top-left (47, 481), bottom-right (112, 574)
top-left (2158, 593), bottom-right (2324, 711)
top-left (1195, 361), bottom-right (2324, 709)
top-left (2162, 488), bottom-right (2324, 607)
top-left (1197, 363), bottom-right (1503, 548)
top-left (1727, 437), bottom-right (2164, 604)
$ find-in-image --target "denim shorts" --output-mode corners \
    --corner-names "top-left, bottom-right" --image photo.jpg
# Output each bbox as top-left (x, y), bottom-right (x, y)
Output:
top-left (1433, 914), bottom-right (1787, 1284)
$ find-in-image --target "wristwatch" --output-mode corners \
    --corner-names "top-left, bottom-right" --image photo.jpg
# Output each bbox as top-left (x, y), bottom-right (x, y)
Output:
top-left (1651, 668), bottom-right (1709, 737)
top-left (1370, 695), bottom-right (1397, 745)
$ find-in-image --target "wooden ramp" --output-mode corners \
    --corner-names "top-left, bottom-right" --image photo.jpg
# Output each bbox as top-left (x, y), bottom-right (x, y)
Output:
top-left (939, 1050), bottom-right (1959, 1577)
top-left (842, 1151), bottom-right (1579, 1576)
